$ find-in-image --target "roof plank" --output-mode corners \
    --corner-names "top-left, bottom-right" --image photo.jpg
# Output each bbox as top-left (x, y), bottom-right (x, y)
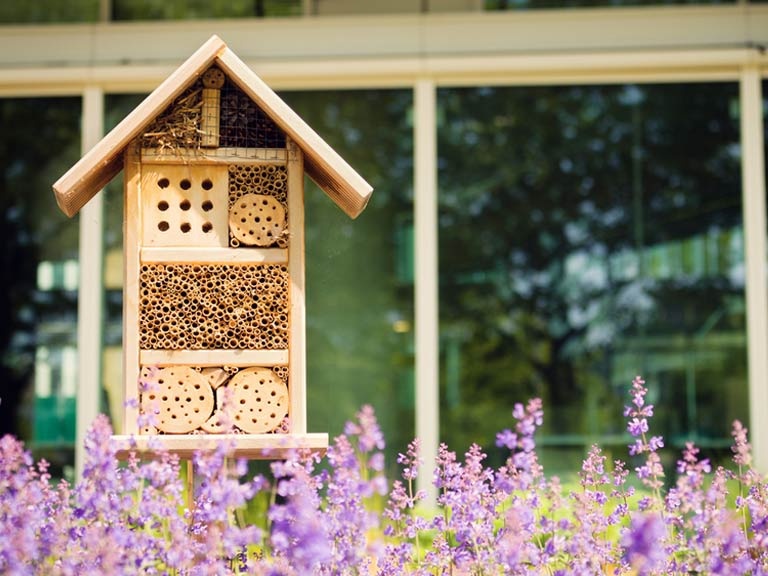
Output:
top-left (53, 34), bottom-right (227, 217)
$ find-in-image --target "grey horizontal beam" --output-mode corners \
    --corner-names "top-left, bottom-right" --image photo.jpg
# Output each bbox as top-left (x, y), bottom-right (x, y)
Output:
top-left (0, 5), bottom-right (765, 70)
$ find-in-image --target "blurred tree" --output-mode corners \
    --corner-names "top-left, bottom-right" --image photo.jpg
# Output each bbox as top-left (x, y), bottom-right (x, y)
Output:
top-left (437, 83), bottom-right (745, 463)
top-left (281, 89), bottom-right (416, 463)
top-left (0, 99), bottom-right (80, 439)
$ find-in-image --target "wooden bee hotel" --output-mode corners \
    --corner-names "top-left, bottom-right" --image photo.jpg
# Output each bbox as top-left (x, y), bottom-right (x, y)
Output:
top-left (52, 35), bottom-right (372, 458)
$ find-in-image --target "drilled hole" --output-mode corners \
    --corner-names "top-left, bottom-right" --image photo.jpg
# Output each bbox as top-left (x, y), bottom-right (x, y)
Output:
top-left (158, 221), bottom-right (170, 232)
top-left (180, 179), bottom-right (191, 190)
top-left (158, 201), bottom-right (169, 211)
top-left (180, 199), bottom-right (191, 211)
top-left (180, 222), bottom-right (191, 233)
top-left (201, 179), bottom-right (213, 191)
top-left (157, 178), bottom-right (170, 189)
top-left (202, 222), bottom-right (213, 233)
top-left (202, 200), bottom-right (213, 211)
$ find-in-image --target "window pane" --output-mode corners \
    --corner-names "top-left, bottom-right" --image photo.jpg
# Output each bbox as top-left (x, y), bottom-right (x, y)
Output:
top-left (485, 0), bottom-right (733, 8)
top-left (0, 0), bottom-right (97, 23)
top-left (281, 90), bottom-right (415, 463)
top-left (102, 94), bottom-right (147, 432)
top-left (438, 83), bottom-right (746, 474)
top-left (112, 0), bottom-right (301, 20)
top-left (0, 97), bottom-right (82, 477)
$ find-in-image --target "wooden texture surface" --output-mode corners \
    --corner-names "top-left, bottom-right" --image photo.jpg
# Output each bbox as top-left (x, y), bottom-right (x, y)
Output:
top-left (53, 35), bottom-right (372, 220)
top-left (123, 144), bottom-right (142, 435)
top-left (286, 138), bottom-right (307, 434)
top-left (141, 164), bottom-right (229, 247)
top-left (139, 349), bottom-right (289, 366)
top-left (111, 433), bottom-right (329, 460)
top-left (141, 246), bottom-right (288, 264)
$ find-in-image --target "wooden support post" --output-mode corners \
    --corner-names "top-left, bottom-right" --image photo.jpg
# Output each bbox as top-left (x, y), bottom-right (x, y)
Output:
top-left (201, 67), bottom-right (224, 148)
top-left (123, 142), bottom-right (141, 435)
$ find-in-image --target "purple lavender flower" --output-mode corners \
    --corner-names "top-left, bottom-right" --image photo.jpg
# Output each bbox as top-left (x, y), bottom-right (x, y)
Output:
top-left (321, 406), bottom-right (390, 574)
top-left (731, 420), bottom-right (752, 468)
top-left (4, 392), bottom-right (768, 575)
top-left (269, 454), bottom-right (332, 573)
top-left (624, 376), bottom-right (665, 496)
top-left (343, 404), bottom-right (385, 453)
top-left (622, 512), bottom-right (667, 575)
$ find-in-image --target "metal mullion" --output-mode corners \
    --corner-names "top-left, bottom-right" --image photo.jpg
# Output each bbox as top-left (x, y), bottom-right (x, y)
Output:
top-left (414, 78), bottom-right (439, 507)
top-left (741, 65), bottom-right (768, 471)
top-left (75, 86), bottom-right (105, 480)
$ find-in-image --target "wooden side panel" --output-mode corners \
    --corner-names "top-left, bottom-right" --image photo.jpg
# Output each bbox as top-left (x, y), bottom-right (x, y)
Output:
top-left (287, 138), bottom-right (307, 434)
top-left (122, 143), bottom-right (142, 435)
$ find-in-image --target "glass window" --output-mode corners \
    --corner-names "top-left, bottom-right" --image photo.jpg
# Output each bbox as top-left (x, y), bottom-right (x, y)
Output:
top-left (111, 0), bottom-right (301, 20)
top-left (0, 0), bottom-right (98, 23)
top-left (437, 83), bottom-right (746, 476)
top-left (0, 97), bottom-right (82, 477)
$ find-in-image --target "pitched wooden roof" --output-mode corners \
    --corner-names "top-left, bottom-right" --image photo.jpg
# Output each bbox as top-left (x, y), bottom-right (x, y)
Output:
top-left (52, 35), bottom-right (372, 219)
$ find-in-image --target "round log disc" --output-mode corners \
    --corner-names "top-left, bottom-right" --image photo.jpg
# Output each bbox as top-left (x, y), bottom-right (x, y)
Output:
top-left (228, 367), bottom-right (289, 434)
top-left (229, 193), bottom-right (286, 247)
top-left (143, 366), bottom-right (214, 434)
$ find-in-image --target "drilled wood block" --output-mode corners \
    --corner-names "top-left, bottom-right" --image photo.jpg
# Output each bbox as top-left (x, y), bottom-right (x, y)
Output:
top-left (140, 366), bottom-right (214, 433)
top-left (141, 165), bottom-right (229, 247)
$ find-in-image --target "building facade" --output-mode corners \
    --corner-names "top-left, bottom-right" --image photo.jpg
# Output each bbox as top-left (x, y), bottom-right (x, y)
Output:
top-left (0, 1), bottom-right (766, 501)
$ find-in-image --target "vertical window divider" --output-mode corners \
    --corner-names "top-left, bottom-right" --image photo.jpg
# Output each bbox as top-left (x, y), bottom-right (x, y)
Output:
top-left (740, 65), bottom-right (768, 472)
top-left (75, 86), bottom-right (105, 480)
top-left (415, 78), bottom-right (439, 507)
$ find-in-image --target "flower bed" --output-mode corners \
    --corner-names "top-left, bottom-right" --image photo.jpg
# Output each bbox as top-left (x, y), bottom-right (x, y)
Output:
top-left (1, 376), bottom-right (766, 574)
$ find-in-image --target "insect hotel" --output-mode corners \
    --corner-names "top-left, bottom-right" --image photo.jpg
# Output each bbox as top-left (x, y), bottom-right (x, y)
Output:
top-left (52, 35), bottom-right (372, 458)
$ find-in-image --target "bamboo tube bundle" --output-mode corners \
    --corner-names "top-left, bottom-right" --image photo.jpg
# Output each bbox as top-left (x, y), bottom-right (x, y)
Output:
top-left (139, 263), bottom-right (289, 350)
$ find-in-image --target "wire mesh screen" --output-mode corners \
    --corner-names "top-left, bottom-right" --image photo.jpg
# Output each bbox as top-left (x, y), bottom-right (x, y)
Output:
top-left (141, 70), bottom-right (287, 158)
top-left (220, 79), bottom-right (286, 149)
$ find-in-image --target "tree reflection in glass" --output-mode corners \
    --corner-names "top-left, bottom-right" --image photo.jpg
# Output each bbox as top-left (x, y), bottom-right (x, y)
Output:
top-left (437, 83), bottom-right (747, 474)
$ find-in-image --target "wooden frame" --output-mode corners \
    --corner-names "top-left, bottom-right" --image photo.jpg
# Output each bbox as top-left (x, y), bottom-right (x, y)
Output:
top-left (53, 35), bottom-right (373, 459)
